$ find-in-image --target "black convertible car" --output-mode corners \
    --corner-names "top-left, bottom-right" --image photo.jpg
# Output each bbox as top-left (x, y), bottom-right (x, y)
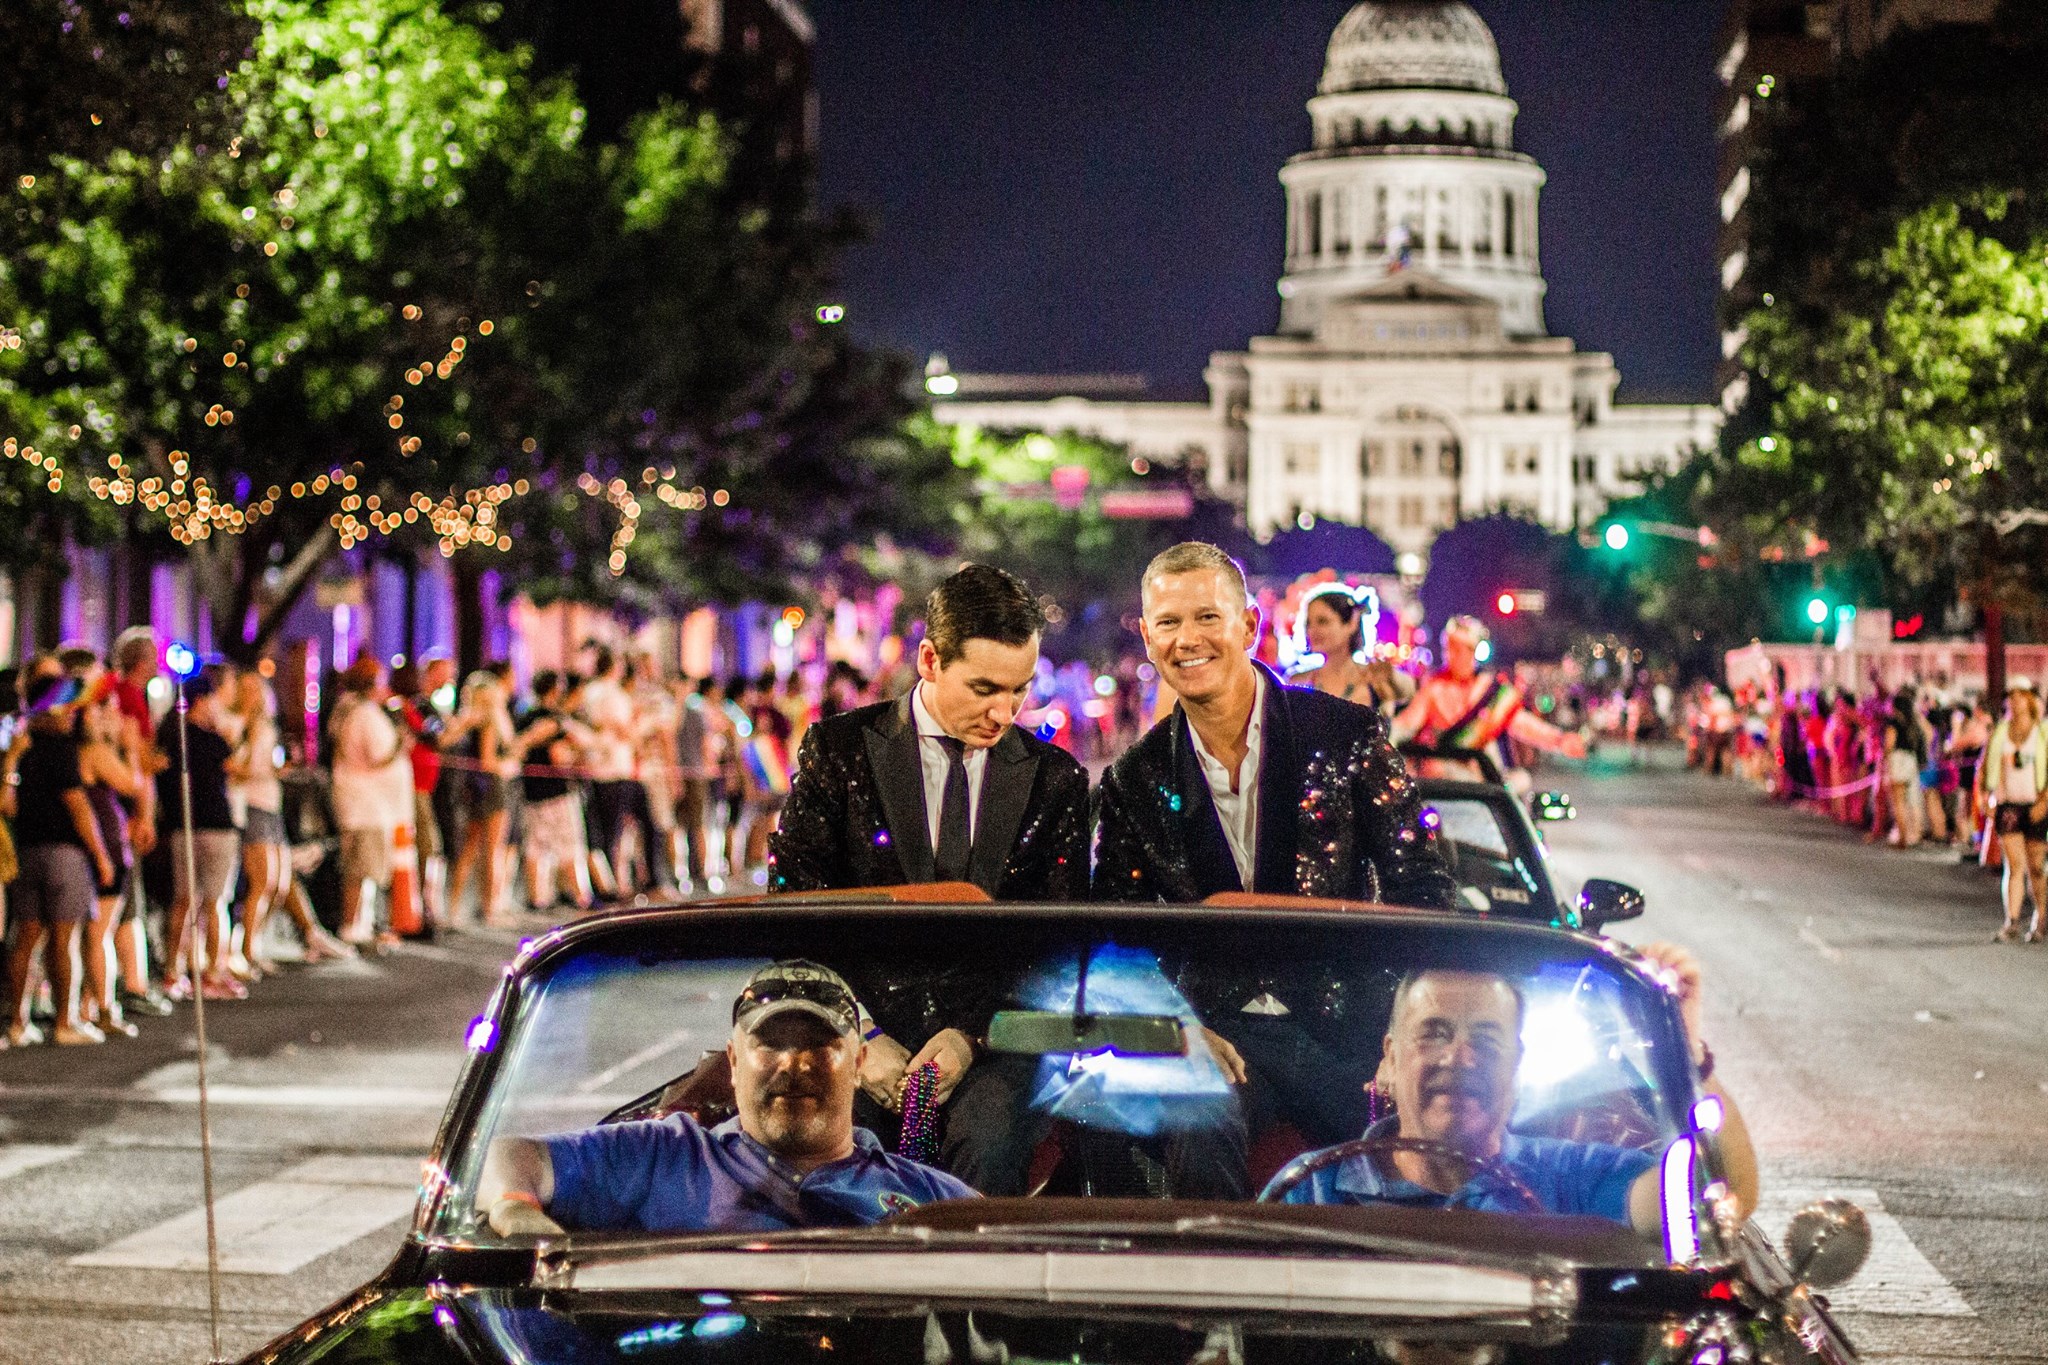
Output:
top-left (236, 894), bottom-right (1866, 1364)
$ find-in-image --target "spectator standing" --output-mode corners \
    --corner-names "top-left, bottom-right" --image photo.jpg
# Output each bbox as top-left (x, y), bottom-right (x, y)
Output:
top-left (5, 677), bottom-right (116, 1045)
top-left (78, 678), bottom-right (147, 1035)
top-left (514, 670), bottom-right (593, 913)
top-left (1982, 680), bottom-right (2048, 943)
top-left (673, 678), bottom-right (716, 892)
top-left (106, 627), bottom-right (164, 1009)
top-left (628, 649), bottom-right (681, 894)
top-left (390, 660), bottom-right (449, 932)
top-left (577, 642), bottom-right (642, 901)
top-left (447, 664), bottom-right (519, 925)
top-left (227, 669), bottom-right (304, 972)
top-left (328, 657), bottom-right (414, 946)
top-left (158, 665), bottom-right (244, 1001)
top-left (1880, 690), bottom-right (1927, 847)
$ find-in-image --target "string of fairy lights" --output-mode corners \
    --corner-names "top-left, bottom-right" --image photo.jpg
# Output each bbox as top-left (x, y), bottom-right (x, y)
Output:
top-left (2, 301), bottom-right (736, 574)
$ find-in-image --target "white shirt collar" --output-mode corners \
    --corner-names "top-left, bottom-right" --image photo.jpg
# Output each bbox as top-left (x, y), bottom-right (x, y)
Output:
top-left (1186, 668), bottom-right (1265, 890)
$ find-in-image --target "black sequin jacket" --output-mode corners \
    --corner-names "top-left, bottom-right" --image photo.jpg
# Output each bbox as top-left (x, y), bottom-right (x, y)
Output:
top-left (768, 694), bottom-right (1091, 903)
top-left (1092, 663), bottom-right (1458, 909)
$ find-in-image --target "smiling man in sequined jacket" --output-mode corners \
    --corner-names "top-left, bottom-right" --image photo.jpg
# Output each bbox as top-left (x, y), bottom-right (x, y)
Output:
top-left (1093, 542), bottom-right (1457, 911)
top-left (1091, 542), bottom-right (1459, 1198)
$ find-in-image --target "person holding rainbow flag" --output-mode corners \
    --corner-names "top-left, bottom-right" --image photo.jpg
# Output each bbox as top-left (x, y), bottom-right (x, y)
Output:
top-left (1392, 616), bottom-right (1586, 784)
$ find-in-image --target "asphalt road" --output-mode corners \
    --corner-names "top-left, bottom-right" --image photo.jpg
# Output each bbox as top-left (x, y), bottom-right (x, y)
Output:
top-left (0, 748), bottom-right (2042, 1363)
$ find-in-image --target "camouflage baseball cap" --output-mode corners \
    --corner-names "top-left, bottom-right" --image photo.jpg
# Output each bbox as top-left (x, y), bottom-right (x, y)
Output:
top-left (731, 959), bottom-right (861, 1038)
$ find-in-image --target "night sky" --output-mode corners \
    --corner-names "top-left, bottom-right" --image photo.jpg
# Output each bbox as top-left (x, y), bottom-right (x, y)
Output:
top-left (808, 1), bottom-right (1727, 403)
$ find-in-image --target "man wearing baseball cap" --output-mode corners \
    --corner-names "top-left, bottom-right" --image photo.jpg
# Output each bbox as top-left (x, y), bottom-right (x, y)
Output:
top-left (480, 960), bottom-right (976, 1236)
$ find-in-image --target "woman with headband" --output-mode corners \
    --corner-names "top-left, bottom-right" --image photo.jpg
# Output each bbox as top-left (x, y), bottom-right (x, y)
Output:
top-left (1288, 583), bottom-right (1405, 715)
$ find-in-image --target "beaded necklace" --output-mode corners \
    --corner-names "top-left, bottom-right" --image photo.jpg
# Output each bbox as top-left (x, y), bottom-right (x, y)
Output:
top-left (898, 1062), bottom-right (942, 1163)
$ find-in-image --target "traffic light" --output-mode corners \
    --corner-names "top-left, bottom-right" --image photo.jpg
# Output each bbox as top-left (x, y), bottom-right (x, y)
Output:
top-left (1804, 595), bottom-right (1830, 626)
top-left (1496, 592), bottom-right (1518, 617)
top-left (1603, 523), bottom-right (1631, 552)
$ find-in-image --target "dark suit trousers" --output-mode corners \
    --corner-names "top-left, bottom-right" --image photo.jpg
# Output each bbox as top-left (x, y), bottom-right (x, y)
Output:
top-left (1164, 1016), bottom-right (1374, 1201)
top-left (853, 1056), bottom-right (1050, 1197)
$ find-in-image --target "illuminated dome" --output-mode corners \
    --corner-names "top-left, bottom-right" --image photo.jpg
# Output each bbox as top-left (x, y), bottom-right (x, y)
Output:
top-left (1321, 2), bottom-right (1507, 96)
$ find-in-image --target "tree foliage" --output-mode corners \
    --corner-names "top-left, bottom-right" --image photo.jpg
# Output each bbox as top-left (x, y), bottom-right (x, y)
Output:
top-left (0, 0), bottom-right (951, 660)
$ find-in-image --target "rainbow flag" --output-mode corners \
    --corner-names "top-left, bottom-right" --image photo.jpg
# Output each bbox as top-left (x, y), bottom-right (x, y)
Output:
top-left (744, 735), bottom-right (791, 796)
top-left (1440, 677), bottom-right (1523, 750)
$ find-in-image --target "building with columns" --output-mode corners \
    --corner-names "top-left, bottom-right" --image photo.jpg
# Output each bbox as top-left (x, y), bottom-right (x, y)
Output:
top-left (936, 1), bottom-right (1719, 565)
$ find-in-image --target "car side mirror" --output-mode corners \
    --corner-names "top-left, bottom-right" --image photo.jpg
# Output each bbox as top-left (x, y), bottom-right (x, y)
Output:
top-left (1577, 878), bottom-right (1645, 930)
top-left (1531, 790), bottom-right (1576, 822)
top-left (1784, 1198), bottom-right (1872, 1290)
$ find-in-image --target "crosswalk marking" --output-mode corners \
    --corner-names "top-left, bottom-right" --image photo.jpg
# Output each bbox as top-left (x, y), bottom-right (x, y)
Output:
top-left (1753, 1184), bottom-right (1973, 1318)
top-left (0, 1144), bottom-right (81, 1183)
top-left (71, 1155), bottom-right (421, 1276)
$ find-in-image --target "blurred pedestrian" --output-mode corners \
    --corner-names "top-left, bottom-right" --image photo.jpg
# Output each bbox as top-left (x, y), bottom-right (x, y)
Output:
top-left (226, 668), bottom-right (309, 972)
top-left (157, 664), bottom-right (244, 1000)
top-left (514, 670), bottom-right (593, 913)
top-left (1881, 689), bottom-right (1927, 847)
top-left (447, 663), bottom-right (519, 925)
top-left (577, 641), bottom-right (642, 900)
top-left (78, 677), bottom-right (147, 1034)
top-left (1983, 680), bottom-right (2048, 943)
top-left (627, 649), bottom-right (680, 894)
top-left (390, 659), bottom-right (449, 931)
top-left (673, 677), bottom-right (716, 892)
top-left (5, 676), bottom-right (116, 1045)
top-left (328, 657), bottom-right (413, 946)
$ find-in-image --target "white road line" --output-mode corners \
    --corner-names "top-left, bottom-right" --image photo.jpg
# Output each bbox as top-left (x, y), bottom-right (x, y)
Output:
top-left (1753, 1184), bottom-right (1973, 1318)
top-left (71, 1155), bottom-right (422, 1276)
top-left (1797, 925), bottom-right (1844, 962)
top-left (578, 1027), bottom-right (698, 1094)
top-left (0, 1144), bottom-right (82, 1183)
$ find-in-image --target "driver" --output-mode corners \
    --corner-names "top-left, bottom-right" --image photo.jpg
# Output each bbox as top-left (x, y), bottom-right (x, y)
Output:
top-left (479, 960), bottom-right (976, 1236)
top-left (1267, 944), bottom-right (1757, 1237)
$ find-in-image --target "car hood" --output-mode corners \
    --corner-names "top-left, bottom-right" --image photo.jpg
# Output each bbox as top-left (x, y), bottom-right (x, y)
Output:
top-left (243, 1281), bottom-right (1762, 1365)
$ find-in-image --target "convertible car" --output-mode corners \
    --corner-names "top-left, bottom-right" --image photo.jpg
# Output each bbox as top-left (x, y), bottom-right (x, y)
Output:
top-left (237, 892), bottom-right (1866, 1364)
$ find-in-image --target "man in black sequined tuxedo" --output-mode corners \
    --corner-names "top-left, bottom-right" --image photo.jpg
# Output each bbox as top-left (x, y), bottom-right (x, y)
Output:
top-left (1093, 542), bottom-right (1458, 1197)
top-left (768, 564), bottom-right (1089, 1193)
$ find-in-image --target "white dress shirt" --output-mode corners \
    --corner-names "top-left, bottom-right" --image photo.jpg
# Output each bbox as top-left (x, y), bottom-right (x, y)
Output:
top-left (911, 684), bottom-right (989, 851)
top-left (1187, 670), bottom-right (1265, 891)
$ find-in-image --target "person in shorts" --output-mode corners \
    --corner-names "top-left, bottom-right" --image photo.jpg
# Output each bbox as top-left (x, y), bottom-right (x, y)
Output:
top-left (1983, 679), bottom-right (2048, 942)
top-left (515, 671), bottom-right (593, 912)
top-left (157, 665), bottom-right (245, 1001)
top-left (6, 676), bottom-right (119, 1046)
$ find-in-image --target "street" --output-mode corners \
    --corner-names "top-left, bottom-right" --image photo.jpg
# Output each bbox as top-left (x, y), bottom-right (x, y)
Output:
top-left (1, 750), bottom-right (2044, 1363)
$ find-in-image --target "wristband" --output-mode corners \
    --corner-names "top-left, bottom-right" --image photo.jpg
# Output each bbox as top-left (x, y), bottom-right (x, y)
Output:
top-left (494, 1191), bottom-right (546, 1213)
top-left (862, 1025), bottom-right (884, 1042)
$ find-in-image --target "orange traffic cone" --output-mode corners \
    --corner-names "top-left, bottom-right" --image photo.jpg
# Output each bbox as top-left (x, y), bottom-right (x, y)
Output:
top-left (388, 822), bottom-right (423, 937)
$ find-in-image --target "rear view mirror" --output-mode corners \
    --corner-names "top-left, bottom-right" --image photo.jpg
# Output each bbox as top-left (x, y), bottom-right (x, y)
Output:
top-left (1531, 791), bottom-right (1576, 822)
top-left (1577, 878), bottom-right (1645, 930)
top-left (986, 1011), bottom-right (1187, 1059)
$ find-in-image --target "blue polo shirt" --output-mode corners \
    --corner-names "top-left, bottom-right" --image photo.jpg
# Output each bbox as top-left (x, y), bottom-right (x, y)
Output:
top-left (541, 1114), bottom-right (976, 1233)
top-left (1269, 1120), bottom-right (1656, 1224)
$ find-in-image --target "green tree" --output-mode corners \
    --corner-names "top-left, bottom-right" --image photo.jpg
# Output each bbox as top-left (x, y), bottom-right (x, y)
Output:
top-left (1, 0), bottom-right (953, 666)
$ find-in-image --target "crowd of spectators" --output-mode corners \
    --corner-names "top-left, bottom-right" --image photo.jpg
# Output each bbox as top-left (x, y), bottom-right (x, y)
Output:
top-left (0, 631), bottom-right (948, 1049)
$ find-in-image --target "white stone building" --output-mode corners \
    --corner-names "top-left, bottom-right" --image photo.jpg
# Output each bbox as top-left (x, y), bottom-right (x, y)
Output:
top-left (935, 1), bottom-right (1720, 565)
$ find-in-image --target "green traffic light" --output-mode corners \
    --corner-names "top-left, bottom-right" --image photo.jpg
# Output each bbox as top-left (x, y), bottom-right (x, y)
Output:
top-left (1805, 597), bottom-right (1830, 626)
top-left (1603, 524), bottom-right (1630, 552)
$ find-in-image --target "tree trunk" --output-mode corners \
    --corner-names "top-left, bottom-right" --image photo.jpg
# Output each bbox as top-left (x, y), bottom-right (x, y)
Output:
top-left (1985, 597), bottom-right (2006, 704)
top-left (453, 553), bottom-right (486, 678)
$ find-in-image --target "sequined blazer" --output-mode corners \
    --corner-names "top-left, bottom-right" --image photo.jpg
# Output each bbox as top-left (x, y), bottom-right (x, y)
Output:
top-left (768, 694), bottom-right (1091, 902)
top-left (1092, 664), bottom-right (1458, 909)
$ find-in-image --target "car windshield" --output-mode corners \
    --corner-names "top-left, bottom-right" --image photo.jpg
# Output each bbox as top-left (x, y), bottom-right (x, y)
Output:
top-left (430, 909), bottom-right (1692, 1249)
top-left (1422, 793), bottom-right (1558, 921)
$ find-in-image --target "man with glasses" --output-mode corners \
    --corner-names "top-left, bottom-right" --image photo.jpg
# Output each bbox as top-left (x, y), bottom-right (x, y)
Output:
top-left (481, 960), bottom-right (975, 1236)
top-left (1268, 945), bottom-right (1757, 1238)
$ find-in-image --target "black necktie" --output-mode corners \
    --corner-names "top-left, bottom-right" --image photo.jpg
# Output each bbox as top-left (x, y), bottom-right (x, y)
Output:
top-left (934, 736), bottom-right (972, 882)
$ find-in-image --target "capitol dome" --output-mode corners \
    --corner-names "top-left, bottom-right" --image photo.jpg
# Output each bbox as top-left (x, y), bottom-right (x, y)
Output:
top-left (1321, 2), bottom-right (1507, 96)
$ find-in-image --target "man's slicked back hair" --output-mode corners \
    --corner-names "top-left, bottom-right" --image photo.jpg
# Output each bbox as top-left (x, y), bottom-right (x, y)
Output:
top-left (924, 564), bottom-right (1046, 666)
top-left (1142, 541), bottom-right (1249, 611)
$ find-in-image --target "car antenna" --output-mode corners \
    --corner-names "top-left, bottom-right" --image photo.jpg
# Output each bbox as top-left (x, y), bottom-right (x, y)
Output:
top-left (170, 654), bottom-right (230, 1364)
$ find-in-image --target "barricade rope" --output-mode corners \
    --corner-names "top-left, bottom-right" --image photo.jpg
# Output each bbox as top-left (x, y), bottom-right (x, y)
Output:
top-left (1775, 769), bottom-right (1884, 801)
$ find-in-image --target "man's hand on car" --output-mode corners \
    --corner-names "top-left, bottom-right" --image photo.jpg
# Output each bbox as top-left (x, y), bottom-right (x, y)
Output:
top-left (859, 1031), bottom-right (913, 1112)
top-left (901, 1028), bottom-right (975, 1107)
top-left (487, 1195), bottom-right (565, 1238)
